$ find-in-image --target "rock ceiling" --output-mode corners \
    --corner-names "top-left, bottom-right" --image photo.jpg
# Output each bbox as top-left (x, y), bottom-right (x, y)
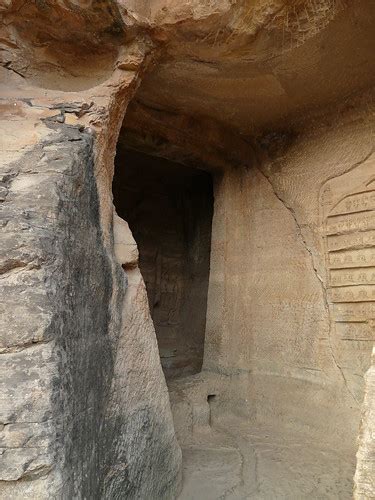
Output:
top-left (1, 0), bottom-right (374, 135)
top-left (135, 0), bottom-right (375, 135)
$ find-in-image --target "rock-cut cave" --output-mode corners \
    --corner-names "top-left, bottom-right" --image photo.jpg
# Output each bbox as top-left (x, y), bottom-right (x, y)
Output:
top-left (113, 148), bottom-right (213, 380)
top-left (1, 1), bottom-right (374, 500)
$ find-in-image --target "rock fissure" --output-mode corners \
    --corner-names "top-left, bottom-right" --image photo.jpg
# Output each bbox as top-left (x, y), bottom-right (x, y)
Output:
top-left (256, 163), bottom-right (361, 407)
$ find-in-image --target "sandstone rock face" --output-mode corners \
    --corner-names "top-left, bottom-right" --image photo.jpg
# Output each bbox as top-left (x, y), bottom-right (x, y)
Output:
top-left (1, 0), bottom-right (375, 498)
top-left (355, 347), bottom-right (375, 499)
top-left (107, 215), bottom-right (181, 498)
top-left (0, 3), bottom-right (182, 496)
top-left (0, 115), bottom-right (180, 498)
top-left (113, 212), bottom-right (139, 268)
top-left (136, 0), bottom-right (375, 134)
top-left (1, 124), bottom-right (114, 497)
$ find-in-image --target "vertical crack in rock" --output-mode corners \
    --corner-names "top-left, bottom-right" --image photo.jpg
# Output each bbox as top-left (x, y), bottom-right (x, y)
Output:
top-left (256, 165), bottom-right (360, 407)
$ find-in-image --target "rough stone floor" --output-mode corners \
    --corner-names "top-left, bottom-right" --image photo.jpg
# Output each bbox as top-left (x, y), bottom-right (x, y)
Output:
top-left (178, 418), bottom-right (355, 500)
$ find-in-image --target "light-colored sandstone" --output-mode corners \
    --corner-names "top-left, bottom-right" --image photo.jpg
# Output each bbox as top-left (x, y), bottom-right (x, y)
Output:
top-left (113, 212), bottom-right (139, 268)
top-left (0, 1), bottom-right (374, 499)
top-left (355, 347), bottom-right (375, 499)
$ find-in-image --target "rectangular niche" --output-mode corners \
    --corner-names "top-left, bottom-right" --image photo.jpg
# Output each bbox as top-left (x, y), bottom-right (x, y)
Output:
top-left (113, 149), bottom-right (213, 379)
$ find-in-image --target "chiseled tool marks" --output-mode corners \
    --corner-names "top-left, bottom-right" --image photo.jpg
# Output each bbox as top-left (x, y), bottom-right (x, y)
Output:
top-left (321, 163), bottom-right (375, 383)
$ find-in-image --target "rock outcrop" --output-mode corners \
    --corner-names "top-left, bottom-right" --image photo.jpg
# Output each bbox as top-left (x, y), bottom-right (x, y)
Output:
top-left (0, 1), bottom-right (374, 498)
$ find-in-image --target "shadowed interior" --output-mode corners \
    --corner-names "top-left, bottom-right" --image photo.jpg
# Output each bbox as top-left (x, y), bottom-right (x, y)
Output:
top-left (113, 148), bottom-right (213, 379)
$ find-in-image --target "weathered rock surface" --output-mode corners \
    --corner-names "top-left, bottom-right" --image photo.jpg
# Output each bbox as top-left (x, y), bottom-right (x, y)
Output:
top-left (0, 113), bottom-right (181, 498)
top-left (355, 347), bottom-right (375, 499)
top-left (1, 0), bottom-right (374, 499)
top-left (0, 5), bottom-right (181, 495)
top-left (113, 212), bottom-right (139, 268)
top-left (106, 215), bottom-right (181, 498)
top-left (1, 123), bottom-right (115, 497)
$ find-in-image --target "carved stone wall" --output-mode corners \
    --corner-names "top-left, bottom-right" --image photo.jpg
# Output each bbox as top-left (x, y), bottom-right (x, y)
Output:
top-left (201, 97), bottom-right (375, 461)
top-left (321, 162), bottom-right (375, 402)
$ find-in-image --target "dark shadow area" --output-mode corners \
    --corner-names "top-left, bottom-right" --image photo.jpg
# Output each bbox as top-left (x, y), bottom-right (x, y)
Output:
top-left (113, 148), bottom-right (213, 379)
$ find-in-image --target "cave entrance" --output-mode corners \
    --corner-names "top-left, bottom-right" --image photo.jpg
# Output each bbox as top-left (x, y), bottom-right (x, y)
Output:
top-left (113, 148), bottom-right (213, 380)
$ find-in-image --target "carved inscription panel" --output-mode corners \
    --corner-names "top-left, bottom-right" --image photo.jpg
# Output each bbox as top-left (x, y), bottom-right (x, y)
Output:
top-left (321, 159), bottom-right (375, 394)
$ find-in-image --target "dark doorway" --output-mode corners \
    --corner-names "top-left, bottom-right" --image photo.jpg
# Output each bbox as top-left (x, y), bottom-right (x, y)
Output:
top-left (113, 149), bottom-right (213, 379)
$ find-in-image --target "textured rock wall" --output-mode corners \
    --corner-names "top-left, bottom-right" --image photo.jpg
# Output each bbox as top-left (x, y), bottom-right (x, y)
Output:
top-left (260, 99), bottom-right (375, 494)
top-left (0, 7), bottom-right (182, 494)
top-left (199, 95), bottom-right (375, 477)
top-left (161, 95), bottom-right (374, 498)
top-left (0, 123), bottom-right (114, 497)
top-left (355, 347), bottom-right (375, 499)
top-left (258, 97), bottom-right (375, 406)
top-left (106, 214), bottom-right (181, 498)
top-left (0, 114), bottom-right (181, 498)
